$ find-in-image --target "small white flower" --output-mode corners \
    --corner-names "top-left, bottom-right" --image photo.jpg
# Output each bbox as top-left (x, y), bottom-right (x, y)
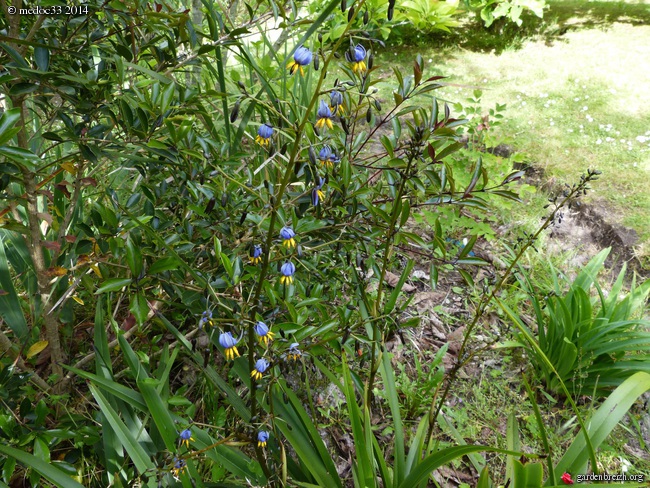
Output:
top-left (582, 106), bottom-right (588, 111)
top-left (574, 97), bottom-right (580, 101)
top-left (596, 138), bottom-right (602, 144)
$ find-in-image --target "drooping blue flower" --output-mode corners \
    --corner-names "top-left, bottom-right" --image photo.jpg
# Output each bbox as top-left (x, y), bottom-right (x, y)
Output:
top-left (219, 331), bottom-right (240, 360)
top-left (280, 226), bottom-right (296, 249)
top-left (327, 151), bottom-right (341, 169)
top-left (330, 90), bottom-right (344, 115)
top-left (286, 342), bottom-right (302, 361)
top-left (352, 44), bottom-right (367, 74)
top-left (251, 358), bottom-right (270, 380)
top-left (255, 321), bottom-right (275, 345)
top-left (179, 428), bottom-right (193, 449)
top-left (312, 176), bottom-right (325, 206)
top-left (257, 430), bottom-right (270, 448)
top-left (288, 46), bottom-right (313, 76)
top-left (280, 261), bottom-right (296, 285)
top-left (172, 457), bottom-right (186, 477)
top-left (318, 145), bottom-right (332, 167)
top-left (315, 100), bottom-right (333, 130)
top-left (250, 244), bottom-right (263, 265)
top-left (199, 310), bottom-right (213, 329)
top-left (256, 123), bottom-right (274, 147)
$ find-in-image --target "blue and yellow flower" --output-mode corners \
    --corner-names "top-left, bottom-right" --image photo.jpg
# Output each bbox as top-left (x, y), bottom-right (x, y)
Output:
top-left (318, 145), bottom-right (332, 167)
top-left (327, 151), bottom-right (341, 170)
top-left (288, 46), bottom-right (313, 76)
top-left (315, 100), bottom-right (334, 130)
top-left (330, 90), bottom-right (344, 115)
top-left (286, 342), bottom-right (302, 361)
top-left (255, 123), bottom-right (274, 147)
top-left (257, 430), bottom-right (270, 448)
top-left (280, 226), bottom-right (296, 249)
top-left (171, 457), bottom-right (186, 477)
top-left (351, 44), bottom-right (367, 75)
top-left (251, 358), bottom-right (270, 381)
top-left (255, 321), bottom-right (275, 345)
top-left (280, 261), bottom-right (296, 285)
top-left (199, 310), bottom-right (213, 329)
top-left (311, 176), bottom-right (325, 206)
top-left (219, 331), bottom-right (240, 360)
top-left (179, 428), bottom-right (193, 449)
top-left (249, 244), bottom-right (263, 265)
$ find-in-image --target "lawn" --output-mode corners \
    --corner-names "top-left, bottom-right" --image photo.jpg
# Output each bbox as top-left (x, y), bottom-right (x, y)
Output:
top-left (377, 0), bottom-right (650, 261)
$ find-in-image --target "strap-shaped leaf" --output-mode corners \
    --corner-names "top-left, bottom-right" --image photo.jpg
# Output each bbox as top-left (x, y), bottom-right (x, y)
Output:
top-left (0, 445), bottom-right (83, 488)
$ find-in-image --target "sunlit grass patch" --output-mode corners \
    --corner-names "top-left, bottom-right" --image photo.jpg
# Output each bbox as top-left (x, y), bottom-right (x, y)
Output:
top-left (377, 19), bottom-right (650, 258)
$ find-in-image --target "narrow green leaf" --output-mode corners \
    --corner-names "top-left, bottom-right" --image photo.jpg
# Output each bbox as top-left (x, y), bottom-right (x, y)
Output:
top-left (138, 378), bottom-right (177, 451)
top-left (125, 236), bottom-right (143, 277)
top-left (95, 278), bottom-right (132, 294)
top-left (62, 366), bottom-right (147, 410)
top-left (0, 109), bottom-right (21, 145)
top-left (552, 372), bottom-right (650, 480)
top-left (130, 292), bottom-right (148, 326)
top-left (379, 351), bottom-right (405, 484)
top-left (89, 385), bottom-right (154, 474)
top-left (0, 237), bottom-right (28, 340)
top-left (34, 46), bottom-right (50, 71)
top-left (0, 146), bottom-right (39, 171)
top-left (384, 259), bottom-right (414, 315)
top-left (0, 43), bottom-right (29, 68)
top-left (0, 445), bottom-right (83, 488)
top-left (148, 256), bottom-right (181, 274)
top-left (398, 446), bottom-right (524, 488)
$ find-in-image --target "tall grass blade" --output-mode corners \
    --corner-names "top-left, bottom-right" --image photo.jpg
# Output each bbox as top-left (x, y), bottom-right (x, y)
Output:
top-left (88, 385), bottom-right (155, 474)
top-left (398, 446), bottom-right (524, 488)
top-left (379, 350), bottom-right (405, 485)
top-left (0, 445), bottom-right (84, 488)
top-left (551, 371), bottom-right (650, 480)
top-left (0, 236), bottom-right (28, 340)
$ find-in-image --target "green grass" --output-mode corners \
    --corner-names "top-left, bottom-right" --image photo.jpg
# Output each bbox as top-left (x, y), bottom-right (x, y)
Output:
top-left (376, 1), bottom-right (650, 260)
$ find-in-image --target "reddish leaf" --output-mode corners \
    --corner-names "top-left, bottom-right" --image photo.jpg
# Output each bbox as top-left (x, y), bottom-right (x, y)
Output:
top-left (55, 183), bottom-right (71, 198)
top-left (65, 235), bottom-right (77, 243)
top-left (42, 241), bottom-right (61, 252)
top-left (79, 177), bottom-right (97, 187)
top-left (427, 143), bottom-right (436, 161)
top-left (122, 313), bottom-right (136, 331)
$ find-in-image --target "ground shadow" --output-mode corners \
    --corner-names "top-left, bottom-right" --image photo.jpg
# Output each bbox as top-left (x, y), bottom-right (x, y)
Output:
top-left (393, 0), bottom-right (650, 54)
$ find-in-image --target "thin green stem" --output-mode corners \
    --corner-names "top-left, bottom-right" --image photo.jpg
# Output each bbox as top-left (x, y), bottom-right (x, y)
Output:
top-left (425, 173), bottom-right (600, 454)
